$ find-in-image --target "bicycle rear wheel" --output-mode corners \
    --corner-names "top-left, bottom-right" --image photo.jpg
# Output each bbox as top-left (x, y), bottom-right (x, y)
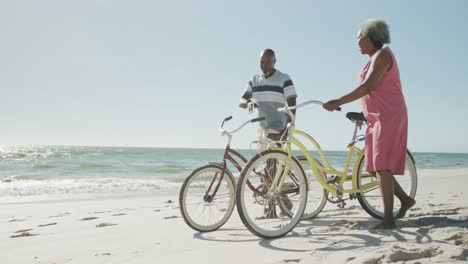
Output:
top-left (355, 151), bottom-right (417, 219)
top-left (179, 164), bottom-right (236, 232)
top-left (236, 150), bottom-right (307, 239)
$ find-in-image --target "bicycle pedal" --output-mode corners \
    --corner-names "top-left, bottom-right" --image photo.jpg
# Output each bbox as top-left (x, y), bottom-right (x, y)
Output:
top-left (327, 175), bottom-right (340, 184)
top-left (337, 202), bottom-right (346, 209)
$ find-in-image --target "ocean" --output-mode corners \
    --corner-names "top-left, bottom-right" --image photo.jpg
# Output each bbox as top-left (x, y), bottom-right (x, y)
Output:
top-left (1, 145), bottom-right (467, 203)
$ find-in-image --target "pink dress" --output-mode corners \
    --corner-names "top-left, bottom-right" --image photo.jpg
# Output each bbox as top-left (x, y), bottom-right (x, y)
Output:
top-left (360, 47), bottom-right (408, 175)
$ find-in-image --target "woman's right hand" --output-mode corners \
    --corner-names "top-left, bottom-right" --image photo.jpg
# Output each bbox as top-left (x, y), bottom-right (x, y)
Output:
top-left (323, 99), bottom-right (341, 111)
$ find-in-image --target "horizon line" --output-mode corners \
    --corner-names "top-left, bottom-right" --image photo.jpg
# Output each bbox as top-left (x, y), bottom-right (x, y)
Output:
top-left (1, 144), bottom-right (468, 155)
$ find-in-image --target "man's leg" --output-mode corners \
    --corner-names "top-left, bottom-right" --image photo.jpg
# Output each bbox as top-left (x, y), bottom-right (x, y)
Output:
top-left (257, 128), bottom-right (268, 151)
top-left (267, 129), bottom-right (294, 215)
top-left (255, 128), bottom-right (280, 219)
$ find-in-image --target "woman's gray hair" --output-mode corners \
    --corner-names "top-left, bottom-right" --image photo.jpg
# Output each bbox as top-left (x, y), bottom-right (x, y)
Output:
top-left (360, 18), bottom-right (391, 48)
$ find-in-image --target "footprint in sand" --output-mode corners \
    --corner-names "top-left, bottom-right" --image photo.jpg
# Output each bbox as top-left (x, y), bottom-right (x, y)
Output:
top-left (8, 218), bottom-right (26, 223)
top-left (416, 227), bottom-right (430, 235)
top-left (408, 212), bottom-right (424, 217)
top-left (282, 259), bottom-right (301, 263)
top-left (387, 246), bottom-right (442, 262)
top-left (111, 213), bottom-right (127, 217)
top-left (38, 222), bottom-right (57, 227)
top-left (444, 232), bottom-right (468, 247)
top-left (409, 208), bottom-right (461, 218)
top-left (10, 232), bottom-right (39, 238)
top-left (329, 219), bottom-right (366, 230)
top-left (326, 226), bottom-right (342, 232)
top-left (428, 203), bottom-right (448, 207)
top-left (359, 246), bottom-right (442, 263)
top-left (330, 219), bottom-right (351, 226)
top-left (49, 212), bottom-right (71, 218)
top-left (81, 217), bottom-right (99, 221)
top-left (322, 211), bottom-right (359, 217)
top-left (434, 208), bottom-right (461, 215)
top-left (445, 233), bottom-right (464, 241)
top-left (414, 216), bottom-right (467, 228)
top-left (154, 209), bottom-right (161, 212)
top-left (162, 216), bottom-right (180, 220)
top-left (14, 228), bottom-right (33, 233)
top-left (96, 223), bottom-right (118, 228)
top-left (94, 252), bottom-right (111, 256)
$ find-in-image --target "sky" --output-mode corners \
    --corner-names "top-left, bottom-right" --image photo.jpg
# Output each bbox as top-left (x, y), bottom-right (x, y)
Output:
top-left (1, 0), bottom-right (468, 153)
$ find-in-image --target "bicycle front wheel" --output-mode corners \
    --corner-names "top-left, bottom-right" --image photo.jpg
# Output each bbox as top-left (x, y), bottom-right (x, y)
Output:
top-left (236, 150), bottom-right (308, 239)
top-left (355, 151), bottom-right (418, 219)
top-left (297, 156), bottom-right (328, 220)
top-left (179, 164), bottom-right (236, 232)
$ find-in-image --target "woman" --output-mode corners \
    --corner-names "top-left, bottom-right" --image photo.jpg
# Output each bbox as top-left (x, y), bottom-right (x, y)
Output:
top-left (323, 19), bottom-right (416, 229)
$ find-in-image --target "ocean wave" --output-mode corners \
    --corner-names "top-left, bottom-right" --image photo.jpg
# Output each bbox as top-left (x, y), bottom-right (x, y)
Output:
top-left (0, 146), bottom-right (109, 161)
top-left (78, 163), bottom-right (113, 169)
top-left (143, 164), bottom-right (190, 175)
top-left (1, 175), bottom-right (38, 182)
top-left (32, 164), bottom-right (58, 170)
top-left (165, 174), bottom-right (189, 183)
top-left (0, 177), bottom-right (180, 198)
top-left (0, 147), bottom-right (68, 161)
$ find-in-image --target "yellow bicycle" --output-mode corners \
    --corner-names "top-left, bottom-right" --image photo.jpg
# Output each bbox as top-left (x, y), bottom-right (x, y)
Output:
top-left (236, 100), bottom-right (417, 238)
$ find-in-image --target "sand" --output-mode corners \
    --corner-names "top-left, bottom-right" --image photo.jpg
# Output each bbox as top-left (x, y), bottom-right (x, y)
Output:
top-left (1, 175), bottom-right (467, 264)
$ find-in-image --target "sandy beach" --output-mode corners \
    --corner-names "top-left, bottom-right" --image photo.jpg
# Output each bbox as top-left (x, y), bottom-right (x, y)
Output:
top-left (1, 173), bottom-right (467, 264)
top-left (3, 0), bottom-right (468, 263)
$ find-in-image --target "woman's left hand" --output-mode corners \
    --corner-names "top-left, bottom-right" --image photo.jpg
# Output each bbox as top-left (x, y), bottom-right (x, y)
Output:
top-left (323, 100), bottom-right (341, 111)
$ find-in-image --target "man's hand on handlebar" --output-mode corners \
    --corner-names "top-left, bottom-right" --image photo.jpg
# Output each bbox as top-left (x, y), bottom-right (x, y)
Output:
top-left (239, 100), bottom-right (257, 113)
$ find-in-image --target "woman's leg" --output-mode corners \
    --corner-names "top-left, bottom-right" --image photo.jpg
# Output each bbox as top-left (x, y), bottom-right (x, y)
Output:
top-left (374, 169), bottom-right (396, 229)
top-left (393, 177), bottom-right (416, 218)
top-left (369, 172), bottom-right (416, 220)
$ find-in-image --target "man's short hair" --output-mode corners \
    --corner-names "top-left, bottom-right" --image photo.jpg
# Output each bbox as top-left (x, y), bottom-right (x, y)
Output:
top-left (261, 49), bottom-right (276, 58)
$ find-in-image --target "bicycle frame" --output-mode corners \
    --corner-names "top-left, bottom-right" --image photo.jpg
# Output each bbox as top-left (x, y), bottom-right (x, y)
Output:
top-left (207, 142), bottom-right (288, 200)
top-left (287, 126), bottom-right (376, 197)
top-left (204, 115), bottom-right (268, 200)
top-left (266, 100), bottom-right (380, 198)
top-left (204, 145), bottom-right (246, 199)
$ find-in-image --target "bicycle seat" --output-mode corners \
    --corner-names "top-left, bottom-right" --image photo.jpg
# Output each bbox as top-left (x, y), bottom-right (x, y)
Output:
top-left (346, 112), bottom-right (367, 122)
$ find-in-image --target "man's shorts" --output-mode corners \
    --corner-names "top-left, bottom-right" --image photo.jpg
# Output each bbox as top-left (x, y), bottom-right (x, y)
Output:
top-left (257, 127), bottom-right (288, 151)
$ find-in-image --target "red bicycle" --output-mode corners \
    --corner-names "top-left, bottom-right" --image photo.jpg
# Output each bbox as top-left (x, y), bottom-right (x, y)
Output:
top-left (179, 116), bottom-right (265, 232)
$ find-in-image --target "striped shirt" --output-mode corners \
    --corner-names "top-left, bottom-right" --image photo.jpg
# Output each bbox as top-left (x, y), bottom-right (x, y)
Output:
top-left (244, 69), bottom-right (297, 131)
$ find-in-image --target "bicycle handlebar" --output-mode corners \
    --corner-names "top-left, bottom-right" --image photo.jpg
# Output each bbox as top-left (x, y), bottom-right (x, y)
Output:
top-left (278, 100), bottom-right (341, 112)
top-left (220, 116), bottom-right (266, 135)
top-left (277, 100), bottom-right (341, 125)
top-left (220, 116), bottom-right (233, 130)
top-left (251, 117), bottom-right (266, 123)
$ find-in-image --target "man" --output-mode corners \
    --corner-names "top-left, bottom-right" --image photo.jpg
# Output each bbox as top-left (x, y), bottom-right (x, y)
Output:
top-left (240, 49), bottom-right (297, 218)
top-left (240, 49), bottom-right (297, 148)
